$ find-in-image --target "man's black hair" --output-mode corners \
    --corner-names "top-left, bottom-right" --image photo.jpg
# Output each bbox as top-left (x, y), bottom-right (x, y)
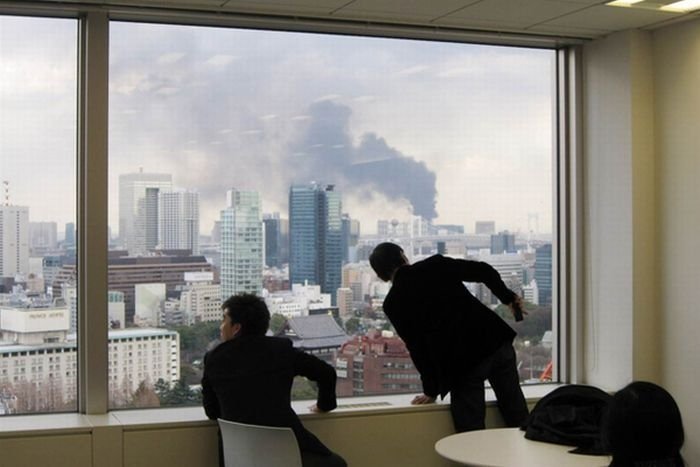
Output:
top-left (369, 242), bottom-right (406, 281)
top-left (221, 293), bottom-right (270, 336)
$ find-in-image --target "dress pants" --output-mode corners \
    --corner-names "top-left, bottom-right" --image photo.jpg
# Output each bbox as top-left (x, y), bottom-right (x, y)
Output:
top-left (449, 342), bottom-right (529, 432)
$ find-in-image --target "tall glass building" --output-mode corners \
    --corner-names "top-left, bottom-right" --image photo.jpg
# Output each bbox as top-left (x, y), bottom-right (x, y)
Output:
top-left (289, 183), bottom-right (342, 304)
top-left (535, 243), bottom-right (552, 306)
top-left (220, 189), bottom-right (263, 298)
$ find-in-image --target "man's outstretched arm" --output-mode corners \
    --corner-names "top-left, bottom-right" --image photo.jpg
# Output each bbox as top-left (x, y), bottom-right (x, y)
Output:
top-left (445, 256), bottom-right (526, 320)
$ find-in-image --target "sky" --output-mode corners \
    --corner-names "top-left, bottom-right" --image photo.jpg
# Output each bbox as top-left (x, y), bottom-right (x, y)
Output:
top-left (1, 16), bottom-right (554, 238)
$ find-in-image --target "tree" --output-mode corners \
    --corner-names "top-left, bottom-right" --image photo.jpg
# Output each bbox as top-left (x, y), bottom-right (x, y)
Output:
top-left (344, 317), bottom-right (360, 335)
top-left (173, 321), bottom-right (220, 363)
top-left (269, 313), bottom-right (287, 334)
top-left (155, 378), bottom-right (201, 407)
top-left (291, 377), bottom-right (318, 401)
top-left (131, 381), bottom-right (160, 408)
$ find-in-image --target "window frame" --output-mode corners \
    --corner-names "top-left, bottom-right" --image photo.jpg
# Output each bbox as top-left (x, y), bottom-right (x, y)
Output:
top-left (0, 3), bottom-right (582, 416)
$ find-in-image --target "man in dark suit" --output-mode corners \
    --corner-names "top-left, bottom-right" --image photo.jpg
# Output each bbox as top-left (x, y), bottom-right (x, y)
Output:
top-left (202, 293), bottom-right (346, 467)
top-left (369, 242), bottom-right (529, 432)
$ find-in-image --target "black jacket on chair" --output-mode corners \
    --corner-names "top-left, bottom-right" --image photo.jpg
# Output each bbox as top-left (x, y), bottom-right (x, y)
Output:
top-left (383, 254), bottom-right (517, 399)
top-left (202, 335), bottom-right (337, 455)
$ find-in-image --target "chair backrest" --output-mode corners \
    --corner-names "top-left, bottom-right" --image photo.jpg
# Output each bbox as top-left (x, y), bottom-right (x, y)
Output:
top-left (218, 419), bottom-right (302, 467)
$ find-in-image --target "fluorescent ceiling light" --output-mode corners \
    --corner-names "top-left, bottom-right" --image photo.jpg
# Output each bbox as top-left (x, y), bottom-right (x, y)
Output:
top-left (661, 0), bottom-right (700, 11)
top-left (606, 0), bottom-right (644, 6)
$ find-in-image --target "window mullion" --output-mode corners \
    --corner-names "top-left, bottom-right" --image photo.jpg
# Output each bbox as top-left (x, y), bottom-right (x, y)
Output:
top-left (78, 10), bottom-right (109, 415)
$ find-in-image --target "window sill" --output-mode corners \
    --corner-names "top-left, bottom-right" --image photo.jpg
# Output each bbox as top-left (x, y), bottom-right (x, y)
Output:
top-left (0, 383), bottom-right (562, 437)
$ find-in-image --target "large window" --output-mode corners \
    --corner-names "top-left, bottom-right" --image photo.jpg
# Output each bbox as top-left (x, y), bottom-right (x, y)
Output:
top-left (0, 15), bottom-right (78, 415)
top-left (105, 21), bottom-right (555, 409)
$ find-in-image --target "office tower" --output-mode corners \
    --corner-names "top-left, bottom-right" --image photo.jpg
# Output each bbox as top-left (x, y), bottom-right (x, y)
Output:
top-left (490, 230), bottom-right (516, 254)
top-left (475, 221), bottom-right (496, 235)
top-left (411, 215), bottom-right (432, 237)
top-left (29, 222), bottom-right (57, 251)
top-left (341, 214), bottom-right (360, 264)
top-left (336, 287), bottom-right (354, 321)
top-left (0, 205), bottom-right (29, 277)
top-left (64, 222), bottom-right (75, 248)
top-left (220, 189), bottom-right (263, 298)
top-left (535, 243), bottom-right (552, 306)
top-left (62, 283), bottom-right (78, 333)
top-left (119, 171), bottom-right (172, 256)
top-left (289, 183), bottom-right (342, 304)
top-left (377, 220), bottom-right (389, 237)
top-left (158, 190), bottom-right (200, 254)
top-left (263, 213), bottom-right (289, 268)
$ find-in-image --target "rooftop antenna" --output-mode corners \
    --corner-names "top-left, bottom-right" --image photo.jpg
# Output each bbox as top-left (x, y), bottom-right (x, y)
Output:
top-left (2, 180), bottom-right (9, 206)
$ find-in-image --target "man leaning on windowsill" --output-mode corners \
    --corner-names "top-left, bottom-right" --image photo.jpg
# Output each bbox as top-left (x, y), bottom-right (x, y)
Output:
top-left (201, 293), bottom-right (347, 467)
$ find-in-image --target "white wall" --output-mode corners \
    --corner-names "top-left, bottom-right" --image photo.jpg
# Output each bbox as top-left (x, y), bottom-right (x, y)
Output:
top-left (583, 18), bottom-right (700, 465)
top-left (652, 17), bottom-right (700, 465)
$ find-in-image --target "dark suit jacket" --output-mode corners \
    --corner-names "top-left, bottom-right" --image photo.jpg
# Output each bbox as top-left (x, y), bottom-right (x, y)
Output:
top-left (201, 335), bottom-right (337, 455)
top-left (383, 255), bottom-right (517, 399)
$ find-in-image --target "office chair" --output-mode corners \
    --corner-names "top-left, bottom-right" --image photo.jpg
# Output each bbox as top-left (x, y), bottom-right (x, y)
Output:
top-left (217, 419), bottom-right (302, 467)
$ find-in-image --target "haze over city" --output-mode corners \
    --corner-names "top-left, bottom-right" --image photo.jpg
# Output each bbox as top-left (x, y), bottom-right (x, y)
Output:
top-left (1, 18), bottom-right (554, 237)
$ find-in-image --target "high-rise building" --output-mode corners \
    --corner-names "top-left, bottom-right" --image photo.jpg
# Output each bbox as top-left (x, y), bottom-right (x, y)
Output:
top-left (220, 189), bottom-right (263, 298)
top-left (289, 183), bottom-right (342, 304)
top-left (341, 214), bottom-right (360, 264)
top-left (64, 222), bottom-right (75, 248)
top-left (475, 221), bottom-right (496, 235)
top-left (119, 171), bottom-right (172, 255)
top-left (490, 230), bottom-right (516, 254)
top-left (336, 287), bottom-right (354, 321)
top-left (535, 243), bottom-right (552, 306)
top-left (0, 205), bottom-right (29, 277)
top-left (158, 190), bottom-right (199, 254)
top-left (263, 213), bottom-right (289, 268)
top-left (29, 222), bottom-right (57, 251)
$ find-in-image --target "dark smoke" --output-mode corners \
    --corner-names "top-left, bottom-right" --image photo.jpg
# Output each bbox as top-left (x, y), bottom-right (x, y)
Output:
top-left (288, 100), bottom-right (437, 220)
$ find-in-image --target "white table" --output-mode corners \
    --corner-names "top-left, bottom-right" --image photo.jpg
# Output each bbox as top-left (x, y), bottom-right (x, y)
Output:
top-left (435, 428), bottom-right (610, 467)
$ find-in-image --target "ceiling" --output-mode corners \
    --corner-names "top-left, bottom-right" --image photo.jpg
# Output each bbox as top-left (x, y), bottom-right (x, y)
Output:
top-left (13, 0), bottom-right (700, 42)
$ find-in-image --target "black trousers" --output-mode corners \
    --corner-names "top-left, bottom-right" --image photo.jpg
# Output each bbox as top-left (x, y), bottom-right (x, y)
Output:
top-left (449, 342), bottom-right (529, 432)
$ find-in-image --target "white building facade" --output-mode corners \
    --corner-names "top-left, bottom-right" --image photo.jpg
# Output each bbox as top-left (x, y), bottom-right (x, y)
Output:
top-left (158, 190), bottom-right (200, 255)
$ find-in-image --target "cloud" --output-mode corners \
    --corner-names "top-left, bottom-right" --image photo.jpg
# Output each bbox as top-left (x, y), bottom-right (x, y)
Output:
top-left (204, 54), bottom-right (237, 66)
top-left (157, 52), bottom-right (185, 65)
top-left (313, 94), bottom-right (342, 103)
top-left (397, 65), bottom-right (427, 76)
top-left (287, 100), bottom-right (438, 220)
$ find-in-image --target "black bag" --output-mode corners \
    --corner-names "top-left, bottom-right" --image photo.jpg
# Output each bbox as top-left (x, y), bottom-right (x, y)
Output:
top-left (520, 384), bottom-right (612, 455)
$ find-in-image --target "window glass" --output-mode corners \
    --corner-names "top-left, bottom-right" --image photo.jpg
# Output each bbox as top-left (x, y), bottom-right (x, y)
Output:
top-left (107, 22), bottom-right (554, 408)
top-left (0, 15), bottom-right (78, 415)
